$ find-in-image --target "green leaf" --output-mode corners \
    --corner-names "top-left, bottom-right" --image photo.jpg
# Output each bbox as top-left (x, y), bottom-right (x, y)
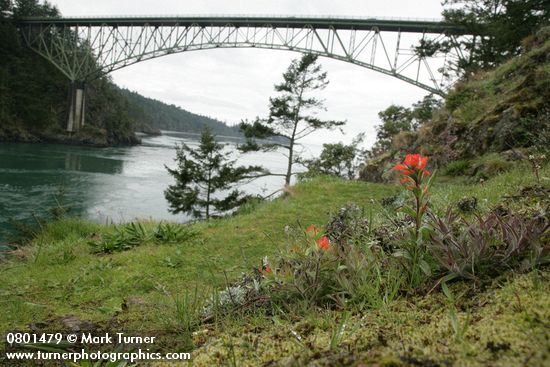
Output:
top-left (441, 273), bottom-right (458, 284)
top-left (392, 249), bottom-right (412, 260)
top-left (399, 206), bottom-right (417, 218)
top-left (419, 225), bottom-right (433, 239)
top-left (441, 282), bottom-right (454, 302)
top-left (425, 169), bottom-right (437, 189)
top-left (419, 259), bottom-right (431, 276)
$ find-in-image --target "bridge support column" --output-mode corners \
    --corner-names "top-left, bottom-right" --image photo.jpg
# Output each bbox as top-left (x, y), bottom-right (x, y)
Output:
top-left (67, 81), bottom-right (86, 132)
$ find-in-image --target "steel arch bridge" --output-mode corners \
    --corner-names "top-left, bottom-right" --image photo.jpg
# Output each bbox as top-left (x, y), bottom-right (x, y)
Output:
top-left (16, 15), bottom-right (470, 131)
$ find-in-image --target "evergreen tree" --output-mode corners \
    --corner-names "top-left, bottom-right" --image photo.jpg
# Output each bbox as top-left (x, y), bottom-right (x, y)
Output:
top-left (164, 128), bottom-right (265, 219)
top-left (0, 0), bottom-right (13, 16)
top-left (0, 0), bottom-right (140, 145)
top-left (239, 54), bottom-right (345, 186)
top-left (419, 0), bottom-right (550, 72)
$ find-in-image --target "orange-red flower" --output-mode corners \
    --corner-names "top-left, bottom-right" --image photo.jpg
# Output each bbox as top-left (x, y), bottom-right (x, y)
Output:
top-left (316, 236), bottom-right (331, 250)
top-left (393, 154), bottom-right (429, 176)
top-left (263, 265), bottom-right (272, 273)
top-left (393, 164), bottom-right (413, 175)
top-left (391, 154), bottom-right (433, 244)
top-left (306, 225), bottom-right (320, 234)
top-left (403, 154), bottom-right (428, 170)
top-left (393, 154), bottom-right (430, 191)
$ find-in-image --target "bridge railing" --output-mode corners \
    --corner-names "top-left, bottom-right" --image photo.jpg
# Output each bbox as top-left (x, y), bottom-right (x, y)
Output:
top-left (20, 14), bottom-right (445, 22)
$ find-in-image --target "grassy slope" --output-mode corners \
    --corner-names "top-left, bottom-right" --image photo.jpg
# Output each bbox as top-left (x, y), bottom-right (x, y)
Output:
top-left (447, 37), bottom-right (550, 127)
top-left (399, 36), bottom-right (550, 166)
top-left (187, 164), bottom-right (550, 366)
top-left (1, 164), bottom-right (549, 366)
top-left (0, 177), bottom-right (396, 332)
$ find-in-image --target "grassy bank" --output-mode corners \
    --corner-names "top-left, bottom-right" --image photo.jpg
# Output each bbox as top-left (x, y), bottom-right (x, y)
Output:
top-left (0, 177), bottom-right (396, 332)
top-left (1, 162), bottom-right (549, 366)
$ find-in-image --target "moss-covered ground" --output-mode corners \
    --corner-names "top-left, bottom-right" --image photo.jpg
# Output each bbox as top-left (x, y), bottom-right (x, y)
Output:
top-left (1, 162), bottom-right (549, 366)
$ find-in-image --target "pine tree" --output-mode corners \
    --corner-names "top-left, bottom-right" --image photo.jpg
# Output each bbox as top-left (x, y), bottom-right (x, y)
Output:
top-left (239, 54), bottom-right (345, 186)
top-left (418, 0), bottom-right (550, 73)
top-left (164, 127), bottom-right (265, 219)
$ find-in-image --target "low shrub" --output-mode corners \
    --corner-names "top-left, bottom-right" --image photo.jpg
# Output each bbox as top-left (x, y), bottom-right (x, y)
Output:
top-left (201, 262), bottom-right (268, 322)
top-left (91, 221), bottom-right (198, 253)
top-left (153, 222), bottom-right (198, 244)
top-left (202, 217), bottom-right (404, 318)
top-left (472, 154), bottom-right (514, 180)
top-left (428, 209), bottom-right (550, 280)
top-left (268, 234), bottom-right (342, 308)
top-left (325, 203), bottom-right (371, 248)
top-left (265, 223), bottom-right (404, 311)
top-left (91, 222), bottom-right (149, 253)
top-left (444, 159), bottom-right (471, 176)
top-left (456, 197), bottom-right (478, 213)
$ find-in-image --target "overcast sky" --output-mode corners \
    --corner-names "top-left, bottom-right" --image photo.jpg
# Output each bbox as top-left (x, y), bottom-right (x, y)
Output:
top-left (47, 0), bottom-right (446, 148)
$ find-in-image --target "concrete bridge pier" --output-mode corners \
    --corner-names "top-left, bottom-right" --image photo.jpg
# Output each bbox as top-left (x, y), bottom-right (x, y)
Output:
top-left (67, 81), bottom-right (86, 132)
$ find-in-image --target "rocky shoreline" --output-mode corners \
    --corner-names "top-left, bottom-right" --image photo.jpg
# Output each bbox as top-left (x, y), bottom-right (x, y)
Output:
top-left (0, 123), bottom-right (143, 147)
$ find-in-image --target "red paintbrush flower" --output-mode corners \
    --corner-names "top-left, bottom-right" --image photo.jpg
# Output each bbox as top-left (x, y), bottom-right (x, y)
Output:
top-left (306, 225), bottom-right (319, 234)
top-left (403, 154), bottom-right (428, 170)
top-left (316, 236), bottom-right (331, 250)
top-left (394, 154), bottom-right (429, 176)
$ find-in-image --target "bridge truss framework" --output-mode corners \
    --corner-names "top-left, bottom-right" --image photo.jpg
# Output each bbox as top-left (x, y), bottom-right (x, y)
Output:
top-left (17, 16), bottom-right (470, 131)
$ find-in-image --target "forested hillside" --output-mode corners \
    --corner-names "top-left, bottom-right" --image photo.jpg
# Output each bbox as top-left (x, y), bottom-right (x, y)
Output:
top-left (0, 1), bottom-right (239, 146)
top-left (0, 1), bottom-right (140, 146)
top-left (119, 88), bottom-right (241, 137)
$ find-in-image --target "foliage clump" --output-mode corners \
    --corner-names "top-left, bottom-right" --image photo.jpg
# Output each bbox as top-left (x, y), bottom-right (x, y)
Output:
top-left (90, 221), bottom-right (198, 253)
top-left (325, 203), bottom-right (371, 247)
top-left (298, 135), bottom-right (366, 180)
top-left (456, 196), bottom-right (478, 213)
top-left (428, 209), bottom-right (550, 280)
top-left (444, 159), bottom-right (471, 176)
top-left (440, 0), bottom-right (550, 71)
top-left (202, 270), bottom-right (266, 322)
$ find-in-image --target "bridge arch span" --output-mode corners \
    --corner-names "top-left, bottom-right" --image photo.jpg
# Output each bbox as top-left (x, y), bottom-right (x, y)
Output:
top-left (17, 15), bottom-right (470, 130)
top-left (97, 41), bottom-right (443, 96)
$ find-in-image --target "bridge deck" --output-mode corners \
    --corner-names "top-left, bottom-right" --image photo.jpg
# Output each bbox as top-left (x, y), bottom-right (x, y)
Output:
top-left (17, 15), bottom-right (468, 34)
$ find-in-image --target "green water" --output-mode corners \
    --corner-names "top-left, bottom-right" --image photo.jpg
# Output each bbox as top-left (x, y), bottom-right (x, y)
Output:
top-left (0, 132), bottom-right (290, 246)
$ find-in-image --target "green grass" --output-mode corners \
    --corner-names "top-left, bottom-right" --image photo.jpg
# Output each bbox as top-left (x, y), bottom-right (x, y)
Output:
top-left (446, 38), bottom-right (550, 126)
top-left (431, 161), bottom-right (540, 213)
top-left (1, 163), bottom-right (549, 366)
top-left (0, 176), bottom-right (396, 333)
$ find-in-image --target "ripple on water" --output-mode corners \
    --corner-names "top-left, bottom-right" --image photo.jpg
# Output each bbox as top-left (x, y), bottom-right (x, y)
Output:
top-left (0, 135), bottom-right (321, 243)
